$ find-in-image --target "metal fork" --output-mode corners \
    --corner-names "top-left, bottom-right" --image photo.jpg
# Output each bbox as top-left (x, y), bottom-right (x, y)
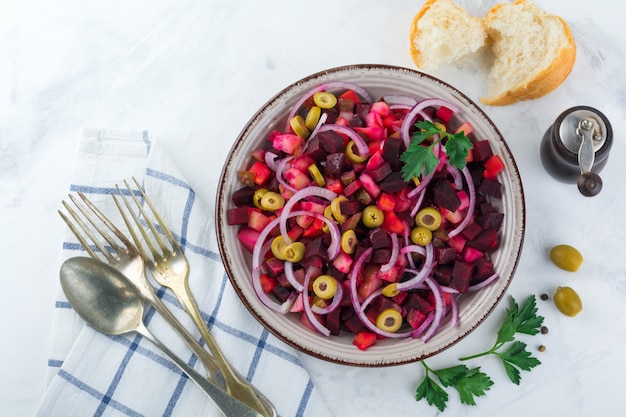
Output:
top-left (59, 193), bottom-right (227, 388)
top-left (113, 178), bottom-right (276, 417)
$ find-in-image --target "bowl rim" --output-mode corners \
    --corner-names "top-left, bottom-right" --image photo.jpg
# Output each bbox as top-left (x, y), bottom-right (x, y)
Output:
top-left (215, 63), bottom-right (525, 367)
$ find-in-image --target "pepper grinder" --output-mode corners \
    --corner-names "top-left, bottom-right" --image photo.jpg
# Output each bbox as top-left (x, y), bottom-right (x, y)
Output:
top-left (540, 106), bottom-right (613, 196)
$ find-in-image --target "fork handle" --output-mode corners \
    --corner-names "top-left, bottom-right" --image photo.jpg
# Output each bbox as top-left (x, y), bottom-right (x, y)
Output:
top-left (136, 282), bottom-right (228, 389)
top-left (136, 322), bottom-right (263, 417)
top-left (172, 281), bottom-right (276, 417)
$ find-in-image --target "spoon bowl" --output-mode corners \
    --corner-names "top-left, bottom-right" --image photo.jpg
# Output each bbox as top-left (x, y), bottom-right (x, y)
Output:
top-left (59, 256), bottom-right (264, 417)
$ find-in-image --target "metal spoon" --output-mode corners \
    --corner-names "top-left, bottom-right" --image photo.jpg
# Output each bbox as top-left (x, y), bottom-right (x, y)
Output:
top-left (59, 256), bottom-right (263, 417)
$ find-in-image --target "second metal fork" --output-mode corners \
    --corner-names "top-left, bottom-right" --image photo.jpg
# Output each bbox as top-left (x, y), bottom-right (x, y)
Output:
top-left (114, 178), bottom-right (275, 417)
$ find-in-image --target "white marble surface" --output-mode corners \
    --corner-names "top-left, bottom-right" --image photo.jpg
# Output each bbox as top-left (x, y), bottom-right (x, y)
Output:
top-left (1, 0), bottom-right (625, 415)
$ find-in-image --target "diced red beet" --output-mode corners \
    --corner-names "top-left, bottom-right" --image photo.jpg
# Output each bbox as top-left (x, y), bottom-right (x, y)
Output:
top-left (478, 177), bottom-right (502, 198)
top-left (436, 106), bottom-right (454, 123)
top-left (343, 179), bottom-right (362, 197)
top-left (462, 246), bottom-right (484, 263)
top-left (226, 206), bottom-right (250, 225)
top-left (357, 266), bottom-right (384, 301)
top-left (368, 296), bottom-right (401, 316)
top-left (376, 193), bottom-right (396, 212)
top-left (304, 136), bottom-right (327, 162)
top-left (433, 180), bottom-right (461, 212)
top-left (392, 290), bottom-right (409, 305)
top-left (340, 200), bottom-right (363, 216)
top-left (248, 210), bottom-right (272, 232)
top-left (379, 172), bottom-right (408, 193)
top-left (382, 137), bottom-right (405, 171)
top-left (318, 130), bottom-right (346, 154)
top-left (264, 257), bottom-right (284, 277)
top-left (406, 292), bottom-right (434, 314)
top-left (283, 167), bottom-right (310, 190)
top-left (324, 153), bottom-right (345, 179)
top-left (371, 249), bottom-right (392, 265)
top-left (448, 234), bottom-right (466, 253)
top-left (435, 246), bottom-right (457, 264)
top-left (342, 311), bottom-right (366, 334)
top-left (237, 227), bottom-right (260, 253)
top-left (450, 260), bottom-right (473, 293)
top-left (476, 211), bottom-right (504, 231)
top-left (467, 228), bottom-right (499, 251)
top-left (368, 227), bottom-right (390, 249)
top-left (461, 221), bottom-right (483, 241)
top-left (472, 140), bottom-right (494, 162)
top-left (407, 308), bottom-right (429, 330)
top-left (272, 283), bottom-right (292, 302)
top-left (367, 162), bottom-right (392, 182)
top-left (304, 237), bottom-right (329, 261)
top-left (231, 186), bottom-right (255, 207)
top-left (326, 306), bottom-right (342, 336)
top-left (473, 257), bottom-right (496, 281)
top-left (433, 264), bottom-right (453, 286)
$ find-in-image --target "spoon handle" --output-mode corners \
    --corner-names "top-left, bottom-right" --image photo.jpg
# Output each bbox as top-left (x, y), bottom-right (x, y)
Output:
top-left (135, 322), bottom-right (263, 417)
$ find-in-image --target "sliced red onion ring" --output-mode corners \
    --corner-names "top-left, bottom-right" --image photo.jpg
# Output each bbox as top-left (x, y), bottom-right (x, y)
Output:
top-left (447, 166), bottom-right (476, 238)
top-left (380, 233), bottom-right (399, 272)
top-left (283, 261), bottom-right (304, 292)
top-left (302, 269), bottom-right (331, 336)
top-left (307, 112), bottom-right (328, 142)
top-left (396, 243), bottom-right (434, 291)
top-left (402, 228), bottom-right (417, 269)
top-left (317, 124), bottom-right (369, 157)
top-left (401, 98), bottom-right (460, 148)
top-left (264, 151), bottom-right (279, 171)
top-left (275, 156), bottom-right (297, 194)
top-left (279, 186), bottom-right (337, 244)
top-left (468, 273), bottom-right (500, 292)
top-left (422, 277), bottom-right (446, 342)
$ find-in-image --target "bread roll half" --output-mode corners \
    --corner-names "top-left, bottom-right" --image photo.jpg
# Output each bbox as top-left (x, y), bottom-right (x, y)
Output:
top-left (480, 0), bottom-right (576, 105)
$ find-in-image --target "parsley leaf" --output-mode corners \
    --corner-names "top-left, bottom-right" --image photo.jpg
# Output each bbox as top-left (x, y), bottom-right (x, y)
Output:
top-left (453, 367), bottom-right (494, 406)
top-left (400, 120), bottom-right (473, 181)
top-left (497, 341), bottom-right (542, 385)
top-left (415, 372), bottom-right (449, 412)
top-left (416, 362), bottom-right (493, 411)
top-left (460, 295), bottom-right (544, 384)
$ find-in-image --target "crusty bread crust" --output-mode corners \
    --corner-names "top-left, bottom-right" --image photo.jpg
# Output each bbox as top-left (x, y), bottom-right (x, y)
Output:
top-left (480, 0), bottom-right (577, 105)
top-left (409, 0), bottom-right (438, 68)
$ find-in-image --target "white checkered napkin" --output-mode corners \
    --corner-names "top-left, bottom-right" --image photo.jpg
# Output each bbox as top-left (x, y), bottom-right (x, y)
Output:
top-left (37, 130), bottom-right (331, 417)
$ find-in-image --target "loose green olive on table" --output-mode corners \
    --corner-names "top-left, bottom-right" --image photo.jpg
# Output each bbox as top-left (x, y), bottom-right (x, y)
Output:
top-left (553, 286), bottom-right (583, 316)
top-left (550, 244), bottom-right (583, 272)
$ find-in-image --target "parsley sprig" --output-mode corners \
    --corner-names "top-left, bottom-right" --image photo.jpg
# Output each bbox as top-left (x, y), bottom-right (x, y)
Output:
top-left (459, 295), bottom-right (544, 384)
top-left (400, 120), bottom-right (473, 181)
top-left (416, 362), bottom-right (493, 412)
top-left (415, 295), bottom-right (545, 411)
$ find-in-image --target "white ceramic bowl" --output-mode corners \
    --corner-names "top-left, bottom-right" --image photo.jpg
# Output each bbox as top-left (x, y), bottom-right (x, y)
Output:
top-left (216, 64), bottom-right (525, 366)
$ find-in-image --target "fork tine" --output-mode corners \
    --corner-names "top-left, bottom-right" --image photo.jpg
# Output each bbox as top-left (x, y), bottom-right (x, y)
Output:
top-left (113, 183), bottom-right (164, 261)
top-left (131, 177), bottom-right (181, 252)
top-left (60, 196), bottom-right (118, 263)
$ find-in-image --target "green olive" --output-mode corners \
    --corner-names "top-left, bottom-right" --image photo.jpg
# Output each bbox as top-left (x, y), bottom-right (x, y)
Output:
top-left (362, 205), bottom-right (384, 228)
top-left (282, 241), bottom-right (305, 263)
top-left (340, 230), bottom-right (357, 254)
top-left (313, 92), bottom-right (337, 109)
top-left (382, 283), bottom-right (399, 298)
top-left (253, 188), bottom-right (269, 209)
top-left (415, 207), bottom-right (442, 231)
top-left (312, 275), bottom-right (338, 299)
top-left (553, 286), bottom-right (582, 317)
top-left (345, 140), bottom-right (367, 164)
top-left (376, 308), bottom-right (403, 332)
top-left (550, 244), bottom-right (583, 272)
top-left (410, 226), bottom-right (432, 246)
top-left (331, 196), bottom-right (349, 224)
top-left (305, 106), bottom-right (321, 130)
top-left (271, 236), bottom-right (288, 260)
top-left (289, 115), bottom-right (310, 138)
top-left (260, 191), bottom-right (285, 211)
top-left (308, 164), bottom-right (326, 187)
